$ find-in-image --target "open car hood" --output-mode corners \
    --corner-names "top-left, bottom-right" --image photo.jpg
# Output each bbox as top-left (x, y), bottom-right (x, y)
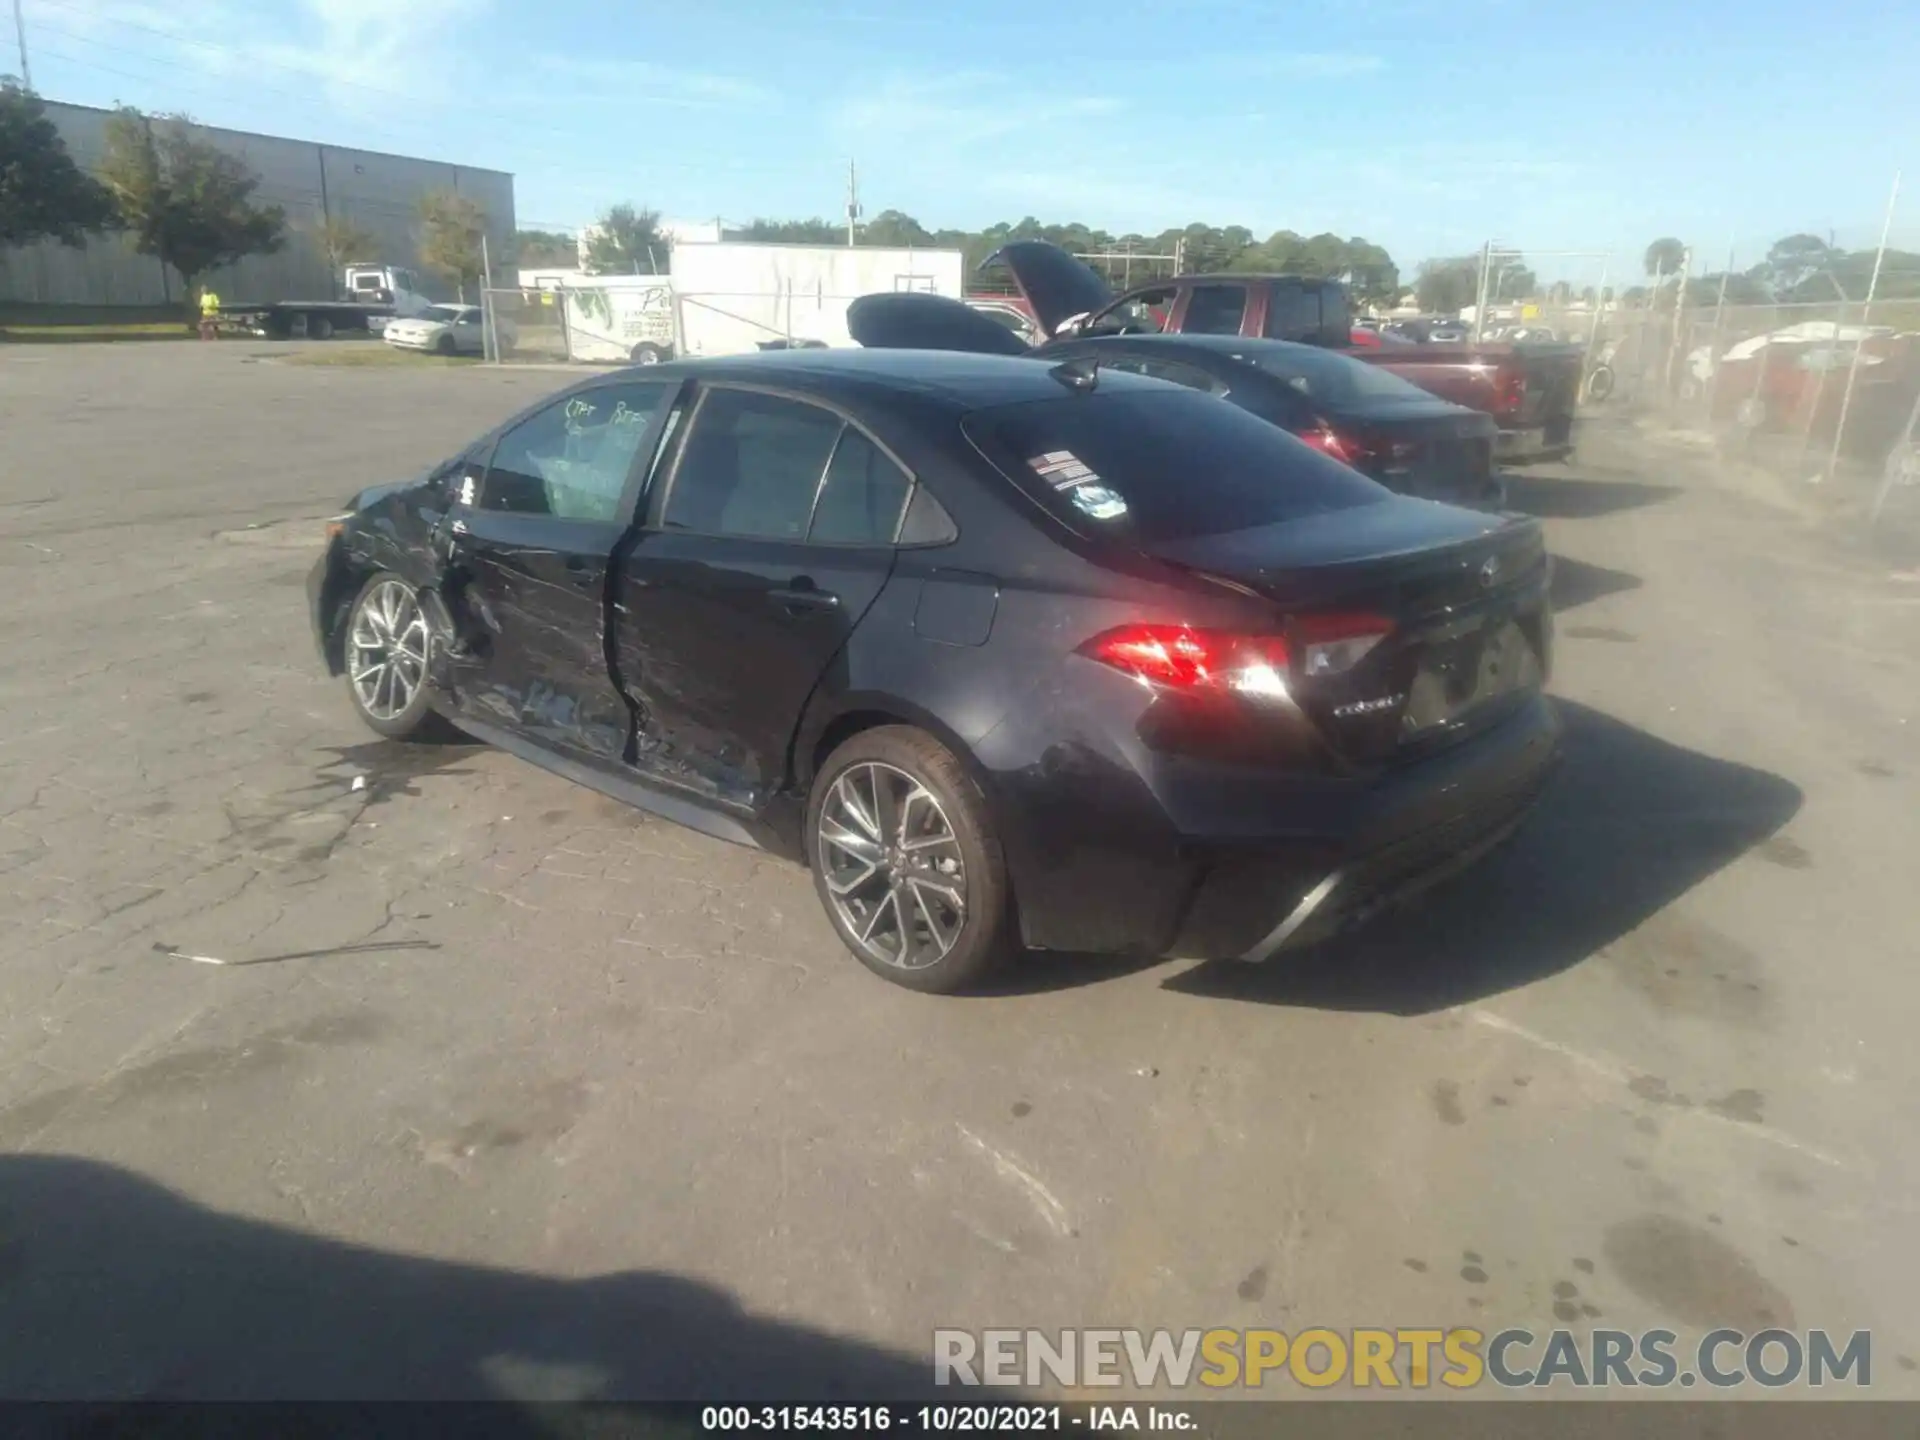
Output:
top-left (846, 292), bottom-right (1034, 356)
top-left (981, 241), bottom-right (1116, 339)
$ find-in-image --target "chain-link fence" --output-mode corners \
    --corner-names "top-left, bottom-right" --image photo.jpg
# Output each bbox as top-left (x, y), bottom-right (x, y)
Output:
top-left (481, 278), bottom-right (941, 367)
top-left (1574, 299), bottom-right (1920, 475)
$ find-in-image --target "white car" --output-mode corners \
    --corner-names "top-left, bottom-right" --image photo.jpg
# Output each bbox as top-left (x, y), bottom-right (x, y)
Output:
top-left (382, 304), bottom-right (515, 356)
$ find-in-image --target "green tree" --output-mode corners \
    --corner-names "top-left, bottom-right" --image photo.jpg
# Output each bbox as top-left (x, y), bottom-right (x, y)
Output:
top-left (1643, 236), bottom-right (1686, 278)
top-left (98, 107), bottom-right (285, 308)
top-left (513, 228), bottom-right (578, 268)
top-left (735, 217), bottom-right (843, 244)
top-left (416, 190), bottom-right (488, 298)
top-left (1751, 233), bottom-right (1832, 299)
top-left (860, 209), bottom-right (934, 247)
top-left (1489, 258), bottom-right (1537, 301)
top-left (310, 212), bottom-right (376, 293)
top-left (1684, 271), bottom-right (1769, 308)
top-left (0, 77), bottom-right (119, 248)
top-left (582, 202), bottom-right (663, 275)
top-left (1414, 257), bottom-right (1480, 314)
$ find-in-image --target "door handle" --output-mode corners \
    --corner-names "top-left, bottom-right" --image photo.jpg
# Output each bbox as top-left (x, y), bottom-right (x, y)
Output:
top-left (768, 584), bottom-right (841, 614)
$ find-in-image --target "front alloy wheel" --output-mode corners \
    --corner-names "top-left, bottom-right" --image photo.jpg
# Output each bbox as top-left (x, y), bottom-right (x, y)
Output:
top-left (346, 575), bottom-right (435, 738)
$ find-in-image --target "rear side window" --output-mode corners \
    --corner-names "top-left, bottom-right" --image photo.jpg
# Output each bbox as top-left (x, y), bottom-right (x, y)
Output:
top-left (1264, 284), bottom-right (1320, 340)
top-left (963, 390), bottom-right (1387, 543)
top-left (1183, 285), bottom-right (1248, 336)
top-left (810, 429), bottom-right (912, 544)
top-left (664, 389), bottom-right (843, 539)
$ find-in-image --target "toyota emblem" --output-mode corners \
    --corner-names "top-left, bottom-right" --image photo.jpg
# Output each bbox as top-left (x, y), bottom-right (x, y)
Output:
top-left (1479, 556), bottom-right (1500, 587)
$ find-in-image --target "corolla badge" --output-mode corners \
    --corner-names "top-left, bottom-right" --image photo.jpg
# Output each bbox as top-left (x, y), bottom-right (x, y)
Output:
top-left (1479, 556), bottom-right (1501, 588)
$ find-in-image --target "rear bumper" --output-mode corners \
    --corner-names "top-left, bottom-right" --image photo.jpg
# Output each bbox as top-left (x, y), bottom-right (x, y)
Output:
top-left (1164, 694), bottom-right (1563, 960)
top-left (1495, 422), bottom-right (1576, 465)
top-left (983, 687), bottom-right (1562, 960)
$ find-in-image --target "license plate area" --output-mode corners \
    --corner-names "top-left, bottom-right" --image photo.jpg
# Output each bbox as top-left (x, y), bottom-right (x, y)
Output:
top-left (1402, 617), bottom-right (1539, 735)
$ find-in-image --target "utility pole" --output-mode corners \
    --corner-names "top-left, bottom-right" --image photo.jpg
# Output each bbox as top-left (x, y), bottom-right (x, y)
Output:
top-left (845, 160), bottom-right (861, 248)
top-left (1471, 240), bottom-right (1494, 343)
top-left (13, 0), bottom-right (31, 91)
top-left (1829, 170), bottom-right (1902, 482)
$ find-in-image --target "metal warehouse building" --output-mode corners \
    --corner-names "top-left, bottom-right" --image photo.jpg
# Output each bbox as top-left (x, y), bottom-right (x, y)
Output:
top-left (0, 101), bottom-right (516, 308)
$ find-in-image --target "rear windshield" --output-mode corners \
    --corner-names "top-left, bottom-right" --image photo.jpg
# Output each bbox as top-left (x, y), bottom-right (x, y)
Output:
top-left (1238, 345), bottom-right (1437, 409)
top-left (963, 389), bottom-right (1387, 543)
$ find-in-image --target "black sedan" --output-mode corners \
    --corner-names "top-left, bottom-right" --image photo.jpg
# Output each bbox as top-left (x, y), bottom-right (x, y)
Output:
top-left (310, 348), bottom-right (1560, 993)
top-left (846, 295), bottom-right (1506, 510)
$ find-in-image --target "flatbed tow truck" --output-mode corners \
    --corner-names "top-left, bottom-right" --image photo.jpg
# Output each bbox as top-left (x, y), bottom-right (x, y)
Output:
top-left (219, 263), bottom-right (436, 339)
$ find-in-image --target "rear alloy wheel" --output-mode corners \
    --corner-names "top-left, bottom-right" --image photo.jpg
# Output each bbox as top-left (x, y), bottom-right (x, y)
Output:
top-left (807, 726), bottom-right (1013, 993)
top-left (345, 573), bottom-right (437, 739)
top-left (629, 342), bottom-right (667, 365)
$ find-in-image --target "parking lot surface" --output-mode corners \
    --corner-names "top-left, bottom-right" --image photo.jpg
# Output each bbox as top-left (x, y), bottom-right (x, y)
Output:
top-left (3, 342), bottom-right (1918, 1400)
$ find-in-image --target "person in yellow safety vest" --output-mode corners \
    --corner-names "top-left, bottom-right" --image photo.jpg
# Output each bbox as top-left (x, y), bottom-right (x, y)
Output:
top-left (198, 290), bottom-right (220, 339)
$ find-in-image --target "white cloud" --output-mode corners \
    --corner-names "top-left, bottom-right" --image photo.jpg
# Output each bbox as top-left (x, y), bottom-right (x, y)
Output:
top-left (529, 55), bottom-right (776, 110)
top-left (35, 0), bottom-right (486, 110)
top-left (834, 73), bottom-right (1120, 149)
top-left (1222, 51), bottom-right (1387, 78)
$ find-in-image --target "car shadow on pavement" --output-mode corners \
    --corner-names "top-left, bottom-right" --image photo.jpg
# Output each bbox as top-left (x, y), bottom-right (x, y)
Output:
top-left (1549, 556), bottom-right (1643, 612)
top-left (1160, 700), bottom-right (1802, 1015)
top-left (1503, 473), bottom-right (1680, 519)
top-left (0, 1153), bottom-right (991, 1410)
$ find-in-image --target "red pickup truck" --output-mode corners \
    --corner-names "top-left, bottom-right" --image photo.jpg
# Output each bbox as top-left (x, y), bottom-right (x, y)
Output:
top-left (986, 242), bottom-right (1582, 465)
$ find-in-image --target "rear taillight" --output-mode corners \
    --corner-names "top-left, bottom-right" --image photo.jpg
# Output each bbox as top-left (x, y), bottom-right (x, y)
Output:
top-left (1295, 612), bottom-right (1395, 678)
top-left (1080, 615), bottom-right (1394, 694)
top-left (1294, 426), bottom-right (1367, 465)
top-left (1495, 368), bottom-right (1528, 416)
top-left (1081, 625), bottom-right (1292, 696)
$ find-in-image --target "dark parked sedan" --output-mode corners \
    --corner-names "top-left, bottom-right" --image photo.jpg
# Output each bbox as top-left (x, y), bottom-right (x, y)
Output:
top-left (310, 349), bottom-right (1560, 993)
top-left (846, 295), bottom-right (1506, 510)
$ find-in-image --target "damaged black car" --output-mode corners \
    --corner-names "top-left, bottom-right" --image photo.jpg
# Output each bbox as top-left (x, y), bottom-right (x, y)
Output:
top-left (310, 348), bottom-right (1559, 993)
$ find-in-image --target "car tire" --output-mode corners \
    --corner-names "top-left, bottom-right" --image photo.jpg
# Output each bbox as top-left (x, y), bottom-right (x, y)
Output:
top-left (435, 333), bottom-right (456, 357)
top-left (311, 316), bottom-right (334, 341)
top-left (806, 725), bottom-right (1014, 994)
top-left (1585, 365), bottom-right (1614, 403)
top-left (629, 342), bottom-right (668, 365)
top-left (342, 572), bottom-right (441, 741)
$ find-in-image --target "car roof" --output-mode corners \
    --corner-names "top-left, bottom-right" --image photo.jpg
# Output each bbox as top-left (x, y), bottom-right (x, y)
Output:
top-left (575, 346), bottom-right (1172, 408)
top-left (1122, 273), bottom-right (1334, 289)
top-left (1065, 333), bottom-right (1335, 365)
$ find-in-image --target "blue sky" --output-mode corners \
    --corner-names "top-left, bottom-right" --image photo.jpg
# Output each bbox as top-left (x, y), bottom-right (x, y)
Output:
top-left (18, 0), bottom-right (1920, 282)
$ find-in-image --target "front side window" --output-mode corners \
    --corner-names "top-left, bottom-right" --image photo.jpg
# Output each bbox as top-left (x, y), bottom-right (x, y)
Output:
top-left (1089, 287), bottom-right (1173, 336)
top-left (481, 382), bottom-right (674, 521)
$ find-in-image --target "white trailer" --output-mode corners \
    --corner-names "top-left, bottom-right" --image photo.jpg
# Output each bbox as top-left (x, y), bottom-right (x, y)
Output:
top-left (557, 275), bottom-right (678, 364)
top-left (666, 242), bottom-right (965, 358)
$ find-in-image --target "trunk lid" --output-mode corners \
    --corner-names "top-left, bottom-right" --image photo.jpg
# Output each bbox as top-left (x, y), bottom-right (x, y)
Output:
top-left (846, 292), bottom-right (1034, 355)
top-left (982, 241), bottom-right (1116, 339)
top-left (1332, 402), bottom-right (1499, 506)
top-left (1149, 505), bottom-right (1552, 762)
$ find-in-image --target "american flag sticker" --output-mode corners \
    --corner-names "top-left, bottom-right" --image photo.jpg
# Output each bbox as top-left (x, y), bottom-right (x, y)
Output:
top-left (1029, 450), bottom-right (1100, 490)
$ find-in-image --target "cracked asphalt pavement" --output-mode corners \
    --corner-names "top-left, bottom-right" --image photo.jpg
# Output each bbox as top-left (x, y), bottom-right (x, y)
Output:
top-left (2, 343), bottom-right (1918, 1402)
